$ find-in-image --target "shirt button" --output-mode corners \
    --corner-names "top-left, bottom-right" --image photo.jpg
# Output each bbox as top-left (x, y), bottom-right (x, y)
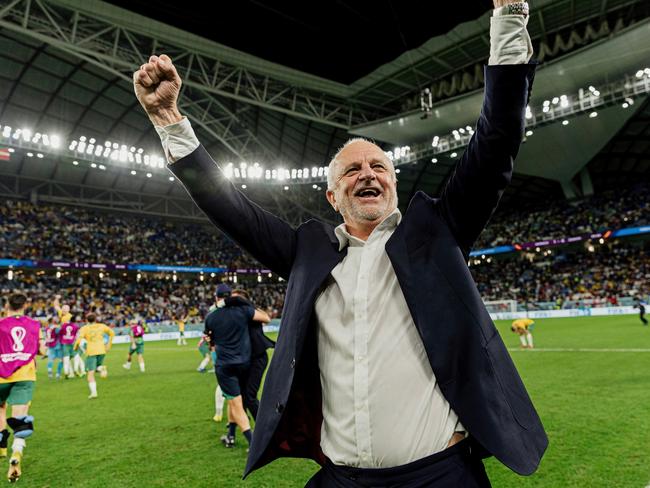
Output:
top-left (290, 358), bottom-right (296, 368)
top-left (275, 402), bottom-right (284, 414)
top-left (358, 355), bottom-right (364, 361)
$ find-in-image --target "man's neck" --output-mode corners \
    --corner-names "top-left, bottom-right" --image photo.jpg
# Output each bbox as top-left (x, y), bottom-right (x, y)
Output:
top-left (344, 222), bottom-right (378, 242)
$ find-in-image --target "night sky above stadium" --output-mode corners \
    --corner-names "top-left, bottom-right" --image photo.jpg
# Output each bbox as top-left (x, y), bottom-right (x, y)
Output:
top-left (106, 0), bottom-right (492, 84)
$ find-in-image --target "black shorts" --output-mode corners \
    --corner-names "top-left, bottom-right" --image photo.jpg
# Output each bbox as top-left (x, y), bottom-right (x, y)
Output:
top-left (215, 362), bottom-right (250, 398)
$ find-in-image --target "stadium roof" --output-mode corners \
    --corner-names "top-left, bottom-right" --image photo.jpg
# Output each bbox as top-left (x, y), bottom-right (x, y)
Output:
top-left (0, 0), bottom-right (648, 226)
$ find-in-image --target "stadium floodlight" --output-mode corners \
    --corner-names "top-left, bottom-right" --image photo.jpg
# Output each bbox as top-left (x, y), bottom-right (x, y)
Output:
top-left (431, 158), bottom-right (437, 163)
top-left (432, 136), bottom-right (439, 147)
top-left (312, 184), bottom-right (317, 189)
top-left (91, 163), bottom-right (97, 168)
top-left (36, 153), bottom-right (43, 158)
top-left (562, 120), bottom-right (569, 126)
top-left (26, 152), bottom-right (33, 157)
top-left (131, 170), bottom-right (137, 175)
top-left (552, 97), bottom-right (559, 105)
top-left (99, 164), bottom-right (106, 170)
top-left (168, 176), bottom-right (174, 181)
top-left (526, 130), bottom-right (533, 136)
top-left (283, 185), bottom-right (289, 190)
top-left (72, 160), bottom-right (79, 165)
top-left (589, 112), bottom-right (598, 118)
top-left (241, 184), bottom-right (247, 189)
top-left (622, 102), bottom-right (629, 108)
top-left (7, 270), bottom-right (13, 281)
top-left (257, 274), bottom-right (262, 283)
top-left (146, 172), bottom-right (152, 178)
top-left (450, 152), bottom-right (457, 158)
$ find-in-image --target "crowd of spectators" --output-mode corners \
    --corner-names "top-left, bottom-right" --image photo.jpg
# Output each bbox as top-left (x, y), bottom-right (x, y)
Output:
top-left (1, 189), bottom-right (648, 321)
top-left (471, 241), bottom-right (649, 308)
top-left (0, 199), bottom-right (258, 268)
top-left (475, 182), bottom-right (649, 249)
top-left (0, 272), bottom-right (286, 326)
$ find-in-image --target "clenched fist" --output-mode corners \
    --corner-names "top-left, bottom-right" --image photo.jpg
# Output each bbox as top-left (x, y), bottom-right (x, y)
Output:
top-left (133, 54), bottom-right (183, 126)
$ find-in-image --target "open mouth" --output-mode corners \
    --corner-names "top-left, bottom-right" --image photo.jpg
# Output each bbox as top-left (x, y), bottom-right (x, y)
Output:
top-left (354, 188), bottom-right (382, 199)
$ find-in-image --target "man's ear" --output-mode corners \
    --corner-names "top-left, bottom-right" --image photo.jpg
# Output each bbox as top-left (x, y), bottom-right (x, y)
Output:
top-left (326, 189), bottom-right (338, 212)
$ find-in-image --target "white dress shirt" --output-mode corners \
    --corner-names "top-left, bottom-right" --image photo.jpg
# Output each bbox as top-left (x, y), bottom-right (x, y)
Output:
top-left (156, 4), bottom-right (532, 469)
top-left (314, 209), bottom-right (462, 467)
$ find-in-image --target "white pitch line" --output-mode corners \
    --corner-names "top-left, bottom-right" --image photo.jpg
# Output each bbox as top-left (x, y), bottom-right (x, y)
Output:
top-left (508, 348), bottom-right (650, 352)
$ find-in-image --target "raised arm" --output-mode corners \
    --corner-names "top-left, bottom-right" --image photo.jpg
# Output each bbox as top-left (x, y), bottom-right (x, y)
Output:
top-left (133, 55), bottom-right (297, 279)
top-left (438, 1), bottom-right (535, 256)
top-left (253, 309), bottom-right (271, 324)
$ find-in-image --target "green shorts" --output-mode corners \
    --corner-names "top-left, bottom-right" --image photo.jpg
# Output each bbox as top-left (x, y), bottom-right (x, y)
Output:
top-left (85, 354), bottom-right (105, 372)
top-left (129, 342), bottom-right (144, 355)
top-left (198, 343), bottom-right (210, 357)
top-left (61, 344), bottom-right (75, 357)
top-left (0, 381), bottom-right (35, 405)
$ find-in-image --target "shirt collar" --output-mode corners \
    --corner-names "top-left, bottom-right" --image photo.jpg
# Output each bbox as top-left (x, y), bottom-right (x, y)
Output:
top-left (334, 208), bottom-right (402, 251)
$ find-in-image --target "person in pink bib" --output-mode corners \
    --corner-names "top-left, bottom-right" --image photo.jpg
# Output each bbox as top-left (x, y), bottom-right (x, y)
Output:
top-left (122, 321), bottom-right (146, 373)
top-left (0, 292), bottom-right (46, 482)
top-left (59, 320), bottom-right (79, 379)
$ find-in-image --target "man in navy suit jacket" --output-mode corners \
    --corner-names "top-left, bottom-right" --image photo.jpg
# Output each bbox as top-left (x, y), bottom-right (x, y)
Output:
top-left (134, 3), bottom-right (547, 485)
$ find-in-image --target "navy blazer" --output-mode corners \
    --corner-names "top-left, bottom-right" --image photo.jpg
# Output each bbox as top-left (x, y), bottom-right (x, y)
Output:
top-left (171, 63), bottom-right (548, 478)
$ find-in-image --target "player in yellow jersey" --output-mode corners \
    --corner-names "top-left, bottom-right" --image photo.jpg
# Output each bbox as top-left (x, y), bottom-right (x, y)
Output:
top-left (73, 313), bottom-right (115, 399)
top-left (175, 315), bottom-right (187, 346)
top-left (511, 318), bottom-right (535, 349)
top-left (0, 293), bottom-right (46, 483)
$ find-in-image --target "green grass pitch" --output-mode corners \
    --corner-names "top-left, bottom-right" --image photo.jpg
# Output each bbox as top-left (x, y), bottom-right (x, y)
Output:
top-left (16, 315), bottom-right (650, 487)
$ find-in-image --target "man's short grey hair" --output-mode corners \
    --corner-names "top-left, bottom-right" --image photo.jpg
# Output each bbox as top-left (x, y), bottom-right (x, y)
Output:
top-left (327, 137), bottom-right (394, 191)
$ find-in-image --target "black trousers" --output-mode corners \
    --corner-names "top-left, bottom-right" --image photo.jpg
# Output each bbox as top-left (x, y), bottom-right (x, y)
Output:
top-left (243, 353), bottom-right (268, 420)
top-left (305, 440), bottom-right (491, 488)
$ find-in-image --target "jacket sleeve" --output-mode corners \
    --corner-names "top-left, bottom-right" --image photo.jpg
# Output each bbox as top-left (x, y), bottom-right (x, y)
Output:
top-left (169, 145), bottom-right (297, 279)
top-left (437, 64), bottom-right (536, 257)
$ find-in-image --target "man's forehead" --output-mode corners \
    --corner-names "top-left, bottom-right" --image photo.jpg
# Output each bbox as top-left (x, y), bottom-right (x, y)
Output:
top-left (338, 141), bottom-right (387, 164)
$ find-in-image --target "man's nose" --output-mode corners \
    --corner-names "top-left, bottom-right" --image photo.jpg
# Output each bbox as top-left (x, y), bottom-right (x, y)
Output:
top-left (358, 163), bottom-right (376, 180)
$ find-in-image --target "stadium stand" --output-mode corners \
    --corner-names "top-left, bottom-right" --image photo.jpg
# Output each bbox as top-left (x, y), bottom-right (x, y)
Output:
top-left (1, 191), bottom-right (647, 320)
top-left (475, 181), bottom-right (649, 249)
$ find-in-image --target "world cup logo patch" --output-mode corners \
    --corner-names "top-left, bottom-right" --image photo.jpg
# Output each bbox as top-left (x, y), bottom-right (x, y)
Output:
top-left (10, 327), bottom-right (27, 352)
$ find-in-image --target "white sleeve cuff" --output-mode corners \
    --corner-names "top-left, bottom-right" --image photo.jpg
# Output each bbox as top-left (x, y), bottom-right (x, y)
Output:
top-left (154, 116), bottom-right (200, 164)
top-left (489, 12), bottom-right (533, 65)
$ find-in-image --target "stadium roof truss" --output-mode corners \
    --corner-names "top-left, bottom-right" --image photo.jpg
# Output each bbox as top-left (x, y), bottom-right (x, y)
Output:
top-left (0, 0), bottom-right (648, 224)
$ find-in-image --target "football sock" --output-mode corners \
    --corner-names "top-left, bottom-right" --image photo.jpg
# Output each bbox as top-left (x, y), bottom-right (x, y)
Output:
top-left (228, 423), bottom-right (236, 438)
top-left (243, 429), bottom-right (252, 445)
top-left (89, 381), bottom-right (97, 396)
top-left (11, 438), bottom-right (25, 455)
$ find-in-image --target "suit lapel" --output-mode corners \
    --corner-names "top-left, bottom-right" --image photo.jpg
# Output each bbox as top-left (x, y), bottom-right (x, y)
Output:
top-left (293, 224), bottom-right (347, 356)
top-left (385, 224), bottom-right (418, 327)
